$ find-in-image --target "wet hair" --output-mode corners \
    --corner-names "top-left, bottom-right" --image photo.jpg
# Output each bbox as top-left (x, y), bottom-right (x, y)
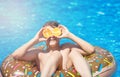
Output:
top-left (43, 21), bottom-right (59, 28)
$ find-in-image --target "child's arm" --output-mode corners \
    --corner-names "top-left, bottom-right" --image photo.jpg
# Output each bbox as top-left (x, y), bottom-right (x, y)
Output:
top-left (12, 38), bottom-right (39, 59)
top-left (11, 28), bottom-right (46, 60)
top-left (59, 25), bottom-right (94, 54)
top-left (67, 33), bottom-right (94, 54)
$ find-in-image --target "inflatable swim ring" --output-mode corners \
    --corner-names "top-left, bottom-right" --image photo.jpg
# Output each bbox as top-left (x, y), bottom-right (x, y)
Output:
top-left (1, 47), bottom-right (115, 77)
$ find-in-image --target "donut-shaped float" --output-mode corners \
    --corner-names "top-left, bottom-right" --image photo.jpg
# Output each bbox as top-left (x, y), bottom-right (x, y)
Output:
top-left (1, 47), bottom-right (115, 77)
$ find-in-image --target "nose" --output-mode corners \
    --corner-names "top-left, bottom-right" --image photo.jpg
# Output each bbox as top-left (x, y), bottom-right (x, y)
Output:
top-left (48, 36), bottom-right (58, 41)
top-left (49, 36), bottom-right (56, 38)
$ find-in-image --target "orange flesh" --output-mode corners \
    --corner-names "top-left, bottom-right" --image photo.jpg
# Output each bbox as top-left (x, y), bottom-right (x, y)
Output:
top-left (52, 28), bottom-right (62, 36)
top-left (42, 28), bottom-right (52, 38)
top-left (42, 28), bottom-right (62, 38)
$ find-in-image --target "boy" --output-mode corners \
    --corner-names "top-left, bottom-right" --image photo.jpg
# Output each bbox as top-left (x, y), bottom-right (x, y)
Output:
top-left (12, 21), bottom-right (93, 77)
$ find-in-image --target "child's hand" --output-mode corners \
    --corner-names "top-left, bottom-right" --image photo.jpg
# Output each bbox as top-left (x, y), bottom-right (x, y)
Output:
top-left (33, 28), bottom-right (46, 43)
top-left (58, 25), bottom-right (71, 38)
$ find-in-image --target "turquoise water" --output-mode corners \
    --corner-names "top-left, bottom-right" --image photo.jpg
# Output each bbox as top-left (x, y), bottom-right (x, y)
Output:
top-left (0, 0), bottom-right (120, 77)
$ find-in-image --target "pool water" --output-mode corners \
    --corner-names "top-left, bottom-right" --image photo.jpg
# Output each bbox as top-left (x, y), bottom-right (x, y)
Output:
top-left (0, 0), bottom-right (120, 77)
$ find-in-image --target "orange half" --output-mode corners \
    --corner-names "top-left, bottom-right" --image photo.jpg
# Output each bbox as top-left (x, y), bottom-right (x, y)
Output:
top-left (42, 28), bottom-right (52, 38)
top-left (52, 28), bottom-right (62, 36)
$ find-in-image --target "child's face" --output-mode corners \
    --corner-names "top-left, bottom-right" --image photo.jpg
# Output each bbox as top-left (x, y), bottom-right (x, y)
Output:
top-left (43, 25), bottom-right (60, 47)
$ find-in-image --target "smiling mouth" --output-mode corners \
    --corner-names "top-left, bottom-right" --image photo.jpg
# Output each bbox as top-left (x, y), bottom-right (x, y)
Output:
top-left (47, 36), bottom-right (58, 45)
